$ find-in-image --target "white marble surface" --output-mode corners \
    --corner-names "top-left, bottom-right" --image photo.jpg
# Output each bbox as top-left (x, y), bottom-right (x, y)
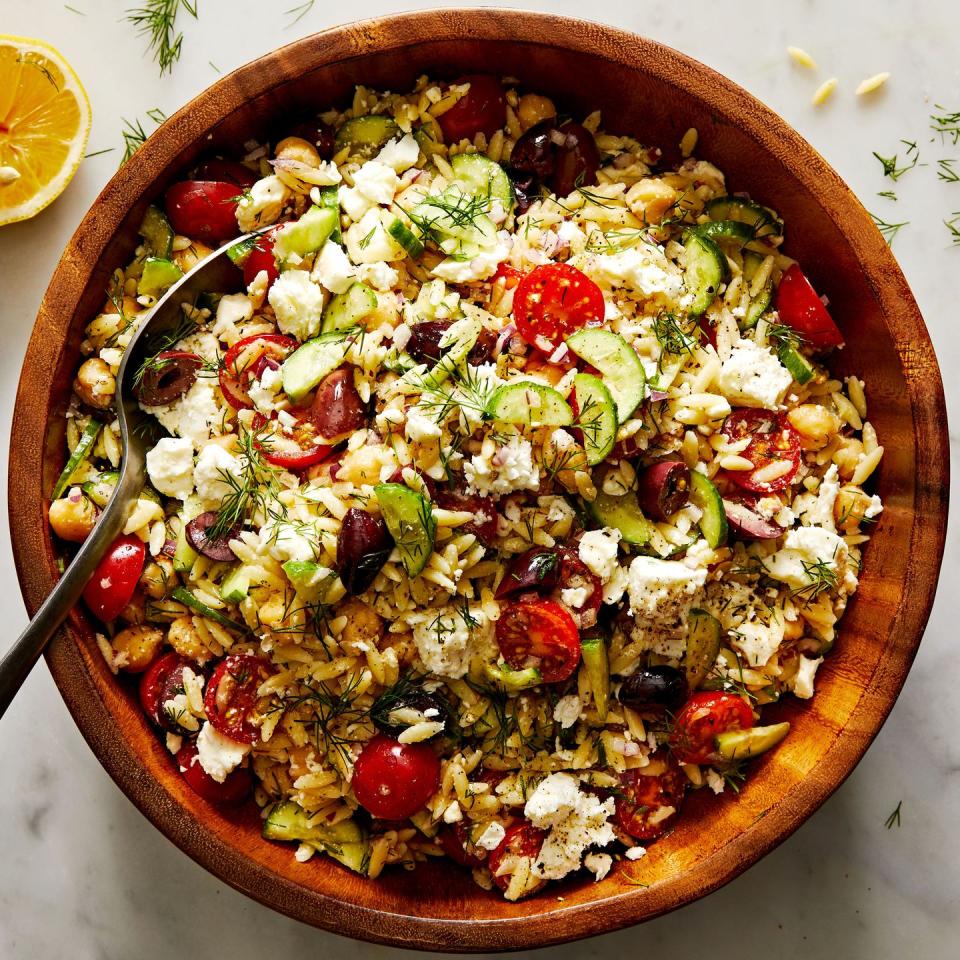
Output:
top-left (1, 0), bottom-right (957, 956)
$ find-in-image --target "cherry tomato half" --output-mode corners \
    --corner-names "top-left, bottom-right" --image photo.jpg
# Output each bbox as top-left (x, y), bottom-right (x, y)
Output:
top-left (487, 822), bottom-right (547, 892)
top-left (243, 228), bottom-right (280, 290)
top-left (82, 534), bottom-right (146, 624)
top-left (492, 262), bottom-right (524, 290)
top-left (514, 262), bottom-right (605, 352)
top-left (614, 758), bottom-right (687, 840)
top-left (203, 654), bottom-right (274, 744)
top-left (775, 264), bottom-right (844, 350)
top-left (439, 822), bottom-right (486, 868)
top-left (496, 599), bottom-right (582, 684)
top-left (176, 741), bottom-right (252, 806)
top-left (434, 489), bottom-right (499, 546)
top-left (140, 650), bottom-right (191, 730)
top-left (165, 180), bottom-right (243, 246)
top-left (351, 734), bottom-right (441, 820)
top-left (438, 74), bottom-right (506, 144)
top-left (218, 333), bottom-right (297, 409)
top-left (721, 408), bottom-right (802, 494)
top-left (251, 412), bottom-right (332, 471)
top-left (670, 691), bottom-right (755, 765)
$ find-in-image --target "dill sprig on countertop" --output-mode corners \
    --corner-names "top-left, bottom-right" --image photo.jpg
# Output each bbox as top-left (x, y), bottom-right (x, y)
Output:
top-left (125, 0), bottom-right (198, 75)
top-left (872, 140), bottom-right (920, 181)
top-left (869, 211), bottom-right (909, 247)
top-left (120, 108), bottom-right (166, 164)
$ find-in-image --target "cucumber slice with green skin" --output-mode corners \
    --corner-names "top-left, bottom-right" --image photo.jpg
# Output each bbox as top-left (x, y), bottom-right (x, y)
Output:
top-left (588, 491), bottom-right (652, 546)
top-left (171, 586), bottom-right (247, 632)
top-left (281, 331), bottom-right (353, 402)
top-left (387, 217), bottom-right (425, 258)
top-left (694, 219), bottom-right (756, 245)
top-left (741, 250), bottom-right (764, 282)
top-left (138, 204), bottom-right (174, 259)
top-left (321, 281), bottom-right (377, 333)
top-left (483, 661), bottom-right (542, 692)
top-left (777, 343), bottom-right (815, 385)
top-left (565, 328), bottom-right (646, 422)
top-left (408, 188), bottom-right (497, 258)
top-left (226, 235), bottom-right (257, 267)
top-left (138, 257), bottom-right (184, 297)
top-left (374, 483), bottom-right (436, 577)
top-left (705, 196), bottom-right (783, 238)
top-left (450, 152), bottom-right (514, 213)
top-left (262, 801), bottom-right (369, 874)
top-left (742, 285), bottom-right (773, 329)
top-left (52, 419), bottom-right (102, 499)
top-left (81, 471), bottom-right (120, 508)
top-left (485, 381), bottom-right (574, 428)
top-left (315, 185), bottom-right (341, 243)
top-left (685, 608), bottom-right (722, 689)
top-left (334, 115), bottom-right (400, 159)
top-left (580, 634), bottom-right (610, 721)
top-left (220, 565), bottom-right (251, 604)
top-left (682, 229), bottom-right (727, 316)
top-left (273, 205), bottom-right (338, 263)
top-left (282, 560), bottom-right (335, 603)
top-left (688, 470), bottom-right (728, 548)
top-left (572, 373), bottom-right (618, 466)
top-left (715, 722), bottom-right (790, 760)
top-left (173, 495), bottom-right (204, 574)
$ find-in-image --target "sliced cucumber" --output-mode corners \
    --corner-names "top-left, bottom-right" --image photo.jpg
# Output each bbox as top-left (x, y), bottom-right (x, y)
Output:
top-left (262, 801), bottom-right (369, 874)
top-left (715, 722), bottom-right (790, 760)
top-left (321, 281), bottom-right (377, 333)
top-left (282, 560), bottom-right (334, 603)
top-left (138, 204), bottom-right (174, 259)
top-left (681, 229), bottom-right (726, 316)
top-left (705, 196), bottom-right (783, 239)
top-left (52, 419), bottom-right (102, 499)
top-left (694, 219), bottom-right (755, 245)
top-left (486, 381), bottom-right (573, 428)
top-left (777, 343), bottom-right (815, 385)
top-left (483, 661), bottom-right (542, 693)
top-left (81, 471), bottom-right (120, 508)
top-left (414, 118), bottom-right (443, 156)
top-left (273, 205), bottom-right (338, 263)
top-left (387, 217), bottom-right (425, 258)
top-left (409, 188), bottom-right (497, 258)
top-left (281, 331), bottom-right (352, 402)
top-left (742, 285), bottom-right (773, 329)
top-left (688, 470), bottom-right (727, 548)
top-left (138, 257), bottom-right (183, 297)
top-left (685, 608), bottom-right (722, 689)
top-left (580, 634), bottom-right (610, 722)
top-left (334, 115), bottom-right (400, 159)
top-left (315, 185), bottom-right (341, 243)
top-left (565, 329), bottom-right (646, 422)
top-left (170, 586), bottom-right (247, 632)
top-left (572, 373), bottom-right (617, 465)
top-left (450, 152), bottom-right (514, 213)
top-left (226, 235), bottom-right (257, 268)
top-left (401, 315), bottom-right (481, 392)
top-left (220, 565), bottom-right (251, 604)
top-left (587, 491), bottom-right (652, 546)
top-left (173, 494), bottom-right (204, 574)
top-left (374, 483), bottom-right (436, 577)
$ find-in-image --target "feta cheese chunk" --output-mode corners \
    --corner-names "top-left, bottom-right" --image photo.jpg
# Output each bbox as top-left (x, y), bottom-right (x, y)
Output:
top-left (146, 437), bottom-right (194, 500)
top-left (193, 444), bottom-right (245, 508)
top-left (627, 555), bottom-right (708, 658)
top-left (578, 527), bottom-right (621, 581)
top-left (212, 293), bottom-right (255, 346)
top-left (261, 517), bottom-right (320, 564)
top-left (311, 240), bottom-right (356, 294)
top-left (195, 721), bottom-right (250, 783)
top-left (405, 406), bottom-right (442, 443)
top-left (584, 852), bottom-right (613, 881)
top-left (586, 244), bottom-right (684, 301)
top-left (344, 208), bottom-right (404, 265)
top-left (475, 821), bottom-right (506, 851)
top-left (340, 160), bottom-right (399, 221)
top-left (268, 270), bottom-right (327, 341)
top-left (247, 364), bottom-right (283, 414)
top-left (141, 377), bottom-right (221, 448)
top-left (763, 526), bottom-right (847, 590)
top-left (552, 695), bottom-right (582, 729)
top-left (464, 435), bottom-right (540, 496)
top-left (718, 338), bottom-right (793, 408)
top-left (410, 605), bottom-right (494, 679)
top-left (792, 655), bottom-right (824, 699)
top-left (793, 465), bottom-right (840, 531)
top-left (375, 133), bottom-right (420, 172)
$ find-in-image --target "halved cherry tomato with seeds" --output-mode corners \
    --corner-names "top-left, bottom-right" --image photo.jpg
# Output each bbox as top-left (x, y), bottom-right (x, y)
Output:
top-left (492, 262), bottom-right (524, 290)
top-left (140, 650), bottom-right (192, 731)
top-left (721, 408), bottom-right (802, 494)
top-left (82, 534), bottom-right (146, 623)
top-left (203, 654), bottom-right (274, 744)
top-left (669, 691), bottom-right (754, 765)
top-left (435, 489), bottom-right (499, 546)
top-left (487, 822), bottom-right (547, 892)
top-left (251, 412), bottom-right (332, 471)
top-left (352, 734), bottom-right (440, 819)
top-left (219, 333), bottom-right (297, 409)
top-left (242, 228), bottom-right (280, 290)
top-left (615, 758), bottom-right (687, 840)
top-left (514, 262), bottom-right (605, 352)
top-left (496, 599), bottom-right (581, 683)
top-left (439, 822), bottom-right (486, 868)
top-left (438, 74), bottom-right (506, 144)
top-left (775, 264), bottom-right (844, 350)
top-left (165, 180), bottom-right (243, 246)
top-left (176, 741), bottom-right (252, 806)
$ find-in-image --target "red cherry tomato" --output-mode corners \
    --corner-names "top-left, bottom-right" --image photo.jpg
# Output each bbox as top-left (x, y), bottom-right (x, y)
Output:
top-left (487, 822), bottom-right (547, 892)
top-left (721, 408), bottom-right (802, 494)
top-left (514, 262), bottom-right (605, 352)
top-left (243, 228), bottom-right (280, 290)
top-left (438, 74), bottom-right (506, 144)
top-left (193, 159), bottom-right (257, 188)
top-left (203, 654), bottom-right (274, 744)
top-left (496, 599), bottom-right (582, 683)
top-left (251, 412), bottom-right (332, 471)
top-left (495, 547), bottom-right (601, 620)
top-left (434, 489), bottom-right (499, 546)
top-left (775, 264), bottom-right (844, 350)
top-left (352, 734), bottom-right (440, 819)
top-left (82, 534), bottom-right (146, 625)
top-left (670, 691), bottom-right (755, 765)
top-left (438, 822), bottom-right (486, 868)
top-left (614, 759), bottom-right (687, 840)
top-left (492, 262), bottom-right (524, 290)
top-left (175, 741), bottom-right (252, 806)
top-left (139, 650), bottom-right (191, 730)
top-left (165, 180), bottom-right (243, 246)
top-left (555, 548), bottom-right (602, 621)
top-left (218, 333), bottom-right (297, 409)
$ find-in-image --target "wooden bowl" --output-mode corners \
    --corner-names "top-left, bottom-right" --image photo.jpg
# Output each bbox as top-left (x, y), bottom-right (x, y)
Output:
top-left (8, 9), bottom-right (948, 951)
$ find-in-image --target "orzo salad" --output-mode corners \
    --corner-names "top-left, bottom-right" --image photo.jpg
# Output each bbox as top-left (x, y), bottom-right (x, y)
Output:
top-left (50, 74), bottom-right (884, 900)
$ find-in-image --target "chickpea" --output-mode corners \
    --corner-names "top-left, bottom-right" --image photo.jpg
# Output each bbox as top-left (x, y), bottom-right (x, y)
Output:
top-left (339, 597), bottom-right (384, 652)
top-left (835, 484), bottom-right (873, 532)
top-left (48, 493), bottom-right (98, 542)
top-left (626, 178), bottom-right (681, 225)
top-left (833, 437), bottom-right (865, 480)
top-left (73, 358), bottom-right (116, 409)
top-left (275, 135), bottom-right (321, 168)
top-left (523, 355), bottom-right (566, 386)
top-left (173, 240), bottom-right (215, 273)
top-left (140, 556), bottom-right (174, 599)
top-left (118, 591), bottom-right (147, 625)
top-left (787, 404), bottom-right (840, 449)
top-left (168, 615), bottom-right (209, 663)
top-left (381, 630), bottom-right (417, 669)
top-left (112, 625), bottom-right (165, 672)
top-left (517, 94), bottom-right (557, 131)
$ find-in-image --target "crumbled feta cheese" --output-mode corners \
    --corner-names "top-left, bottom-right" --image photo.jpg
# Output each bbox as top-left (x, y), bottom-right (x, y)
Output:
top-left (165, 732), bottom-right (183, 755)
top-left (375, 133), bottom-right (420, 172)
top-left (195, 721), bottom-right (251, 783)
top-left (236, 175), bottom-right (289, 232)
top-left (602, 564), bottom-right (630, 605)
top-left (627, 556), bottom-right (708, 658)
top-left (624, 845), bottom-right (647, 860)
top-left (464, 435), bottom-right (540, 496)
top-left (268, 270), bottom-right (327, 341)
top-left (476, 821), bottom-right (507, 851)
top-left (586, 244), bottom-right (683, 301)
top-left (560, 586), bottom-right (590, 609)
top-left (344, 208), bottom-right (404, 264)
top-left (553, 695), bottom-right (583, 729)
top-left (213, 294), bottom-right (254, 344)
top-left (146, 436), bottom-right (194, 500)
top-left (705, 769), bottom-right (726, 794)
top-left (793, 464), bottom-right (840, 531)
top-left (864, 495), bottom-right (883, 519)
top-left (763, 526), bottom-right (847, 590)
top-left (443, 801), bottom-right (463, 824)
top-left (194, 444), bottom-right (245, 507)
top-left (578, 527), bottom-right (621, 581)
top-left (340, 160), bottom-right (399, 221)
top-left (718, 338), bottom-right (793, 409)
top-left (409, 605), bottom-right (493, 679)
top-left (431, 233), bottom-right (511, 283)
top-left (405, 406), bottom-right (442, 443)
top-left (732, 615), bottom-right (786, 668)
top-left (793, 655), bottom-right (824, 699)
top-left (142, 377), bottom-right (221, 448)
top-left (584, 852), bottom-right (613, 881)
top-left (262, 517), bottom-right (319, 564)
top-left (247, 364), bottom-right (284, 414)
top-left (357, 261), bottom-right (398, 291)
top-left (311, 240), bottom-right (356, 294)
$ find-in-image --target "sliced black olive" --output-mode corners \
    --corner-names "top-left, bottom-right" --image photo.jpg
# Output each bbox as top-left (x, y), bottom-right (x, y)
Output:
top-left (137, 350), bottom-right (202, 406)
top-left (618, 665), bottom-right (688, 712)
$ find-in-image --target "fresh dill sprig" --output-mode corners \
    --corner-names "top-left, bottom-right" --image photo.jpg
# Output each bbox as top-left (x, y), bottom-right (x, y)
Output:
top-left (207, 424), bottom-right (279, 541)
top-left (284, 0), bottom-right (314, 27)
top-left (121, 108), bottom-right (166, 164)
top-left (652, 311), bottom-right (699, 358)
top-left (872, 140), bottom-right (919, 181)
top-left (792, 558), bottom-right (839, 604)
top-left (945, 213), bottom-right (960, 246)
top-left (125, 0), bottom-right (198, 75)
top-left (870, 212), bottom-right (909, 247)
top-left (876, 190), bottom-right (897, 201)
top-left (84, 147), bottom-right (115, 159)
top-left (278, 673), bottom-right (370, 765)
top-left (719, 762), bottom-right (748, 794)
top-left (884, 800), bottom-right (903, 829)
top-left (937, 159), bottom-right (960, 183)
top-left (766, 321), bottom-right (806, 350)
top-left (132, 313), bottom-right (200, 387)
top-left (930, 105), bottom-right (960, 146)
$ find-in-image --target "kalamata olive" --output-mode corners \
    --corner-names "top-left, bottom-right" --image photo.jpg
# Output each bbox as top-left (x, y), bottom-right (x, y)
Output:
top-left (550, 121), bottom-right (600, 197)
top-left (637, 461), bottom-right (691, 521)
top-left (309, 367), bottom-right (367, 441)
top-left (468, 328), bottom-right (498, 365)
top-left (435, 489), bottom-right (499, 546)
top-left (618, 666), bottom-right (688, 712)
top-left (510, 122), bottom-right (557, 179)
top-left (186, 512), bottom-right (240, 561)
top-left (288, 119), bottom-right (336, 159)
top-left (370, 683), bottom-right (450, 739)
top-left (496, 546), bottom-right (561, 598)
top-left (506, 171), bottom-right (541, 214)
top-left (407, 320), bottom-right (452, 364)
top-left (723, 499), bottom-right (783, 540)
top-left (336, 507), bottom-right (393, 594)
top-left (136, 351), bottom-right (202, 406)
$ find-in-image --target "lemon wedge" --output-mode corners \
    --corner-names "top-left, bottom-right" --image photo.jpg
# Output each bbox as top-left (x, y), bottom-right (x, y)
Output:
top-left (0, 35), bottom-right (91, 226)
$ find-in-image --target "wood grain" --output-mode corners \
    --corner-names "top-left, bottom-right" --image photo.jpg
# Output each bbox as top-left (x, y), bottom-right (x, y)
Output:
top-left (6, 8), bottom-right (949, 952)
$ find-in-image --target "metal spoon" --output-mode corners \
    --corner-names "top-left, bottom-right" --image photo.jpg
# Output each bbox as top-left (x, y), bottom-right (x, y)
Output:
top-left (0, 237), bottom-right (246, 719)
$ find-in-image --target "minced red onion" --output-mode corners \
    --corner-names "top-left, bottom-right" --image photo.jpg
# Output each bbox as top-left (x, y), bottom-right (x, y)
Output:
top-left (648, 389), bottom-right (670, 403)
top-left (548, 342), bottom-right (570, 364)
top-left (534, 334), bottom-right (555, 354)
top-left (494, 323), bottom-right (517, 357)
